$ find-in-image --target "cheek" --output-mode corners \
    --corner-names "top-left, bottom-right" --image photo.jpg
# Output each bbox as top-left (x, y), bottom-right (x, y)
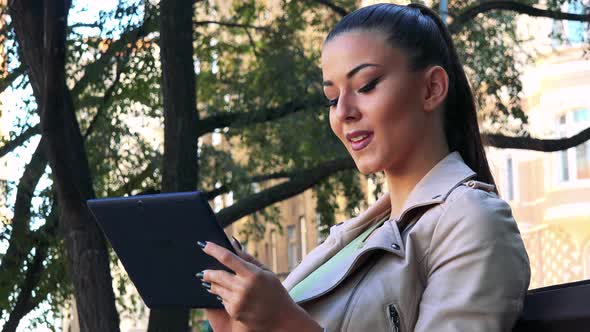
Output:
top-left (329, 111), bottom-right (345, 143)
top-left (373, 82), bottom-right (422, 129)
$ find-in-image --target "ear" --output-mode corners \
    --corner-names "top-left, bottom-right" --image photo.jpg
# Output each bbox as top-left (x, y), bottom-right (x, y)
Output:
top-left (422, 66), bottom-right (448, 112)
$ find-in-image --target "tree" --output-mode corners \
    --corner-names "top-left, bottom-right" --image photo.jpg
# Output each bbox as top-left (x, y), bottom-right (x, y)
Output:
top-left (147, 0), bottom-right (197, 331)
top-left (7, 1), bottom-right (120, 331)
top-left (0, 0), bottom-right (588, 330)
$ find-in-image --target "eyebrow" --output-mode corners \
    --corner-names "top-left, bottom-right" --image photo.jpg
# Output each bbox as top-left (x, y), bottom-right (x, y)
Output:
top-left (322, 63), bottom-right (381, 87)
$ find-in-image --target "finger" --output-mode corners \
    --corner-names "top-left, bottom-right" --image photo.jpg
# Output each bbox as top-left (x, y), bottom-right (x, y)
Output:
top-left (237, 250), bottom-right (269, 271)
top-left (201, 269), bottom-right (238, 291)
top-left (207, 282), bottom-right (237, 304)
top-left (201, 241), bottom-right (254, 275)
top-left (228, 237), bottom-right (268, 270)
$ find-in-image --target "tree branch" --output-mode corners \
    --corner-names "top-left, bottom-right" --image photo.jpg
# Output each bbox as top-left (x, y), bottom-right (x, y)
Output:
top-left (70, 22), bottom-right (101, 29)
top-left (216, 157), bottom-right (355, 228)
top-left (70, 16), bottom-right (156, 98)
top-left (212, 126), bottom-right (590, 227)
top-left (308, 0), bottom-right (349, 17)
top-left (483, 127), bottom-right (590, 152)
top-left (449, 0), bottom-right (590, 33)
top-left (204, 170), bottom-right (293, 200)
top-left (0, 64), bottom-right (26, 93)
top-left (0, 139), bottom-right (47, 319)
top-left (197, 100), bottom-right (313, 137)
top-left (194, 20), bottom-right (270, 32)
top-left (108, 158), bottom-right (159, 197)
top-left (83, 52), bottom-right (128, 139)
top-left (0, 125), bottom-right (41, 158)
top-left (2, 208), bottom-right (58, 332)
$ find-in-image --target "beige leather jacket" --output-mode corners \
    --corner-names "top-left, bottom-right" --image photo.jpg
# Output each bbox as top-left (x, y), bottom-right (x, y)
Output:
top-left (283, 152), bottom-right (530, 332)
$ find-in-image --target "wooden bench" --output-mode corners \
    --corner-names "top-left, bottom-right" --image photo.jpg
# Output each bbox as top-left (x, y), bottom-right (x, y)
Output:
top-left (513, 279), bottom-right (590, 331)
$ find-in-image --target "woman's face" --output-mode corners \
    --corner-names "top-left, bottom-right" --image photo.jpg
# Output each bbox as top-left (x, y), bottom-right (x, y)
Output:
top-left (321, 30), bottom-right (431, 175)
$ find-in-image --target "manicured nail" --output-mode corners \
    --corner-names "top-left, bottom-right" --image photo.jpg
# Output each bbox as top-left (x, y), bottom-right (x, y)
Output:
top-left (197, 241), bottom-right (207, 249)
top-left (201, 282), bottom-right (211, 290)
top-left (232, 236), bottom-right (243, 250)
top-left (195, 271), bottom-right (204, 279)
top-left (216, 295), bottom-right (222, 302)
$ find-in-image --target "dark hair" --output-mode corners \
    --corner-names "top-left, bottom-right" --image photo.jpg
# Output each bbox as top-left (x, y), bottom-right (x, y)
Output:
top-left (325, 3), bottom-right (498, 193)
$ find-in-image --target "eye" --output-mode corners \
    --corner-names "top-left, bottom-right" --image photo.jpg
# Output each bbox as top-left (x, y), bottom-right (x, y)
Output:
top-left (325, 97), bottom-right (339, 108)
top-left (357, 76), bottom-right (383, 93)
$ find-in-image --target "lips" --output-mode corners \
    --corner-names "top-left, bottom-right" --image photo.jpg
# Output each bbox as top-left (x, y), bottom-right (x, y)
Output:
top-left (346, 130), bottom-right (374, 151)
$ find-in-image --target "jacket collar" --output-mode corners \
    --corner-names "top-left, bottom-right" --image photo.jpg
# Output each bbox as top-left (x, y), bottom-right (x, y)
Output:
top-left (398, 151), bottom-right (476, 217)
top-left (283, 151), bottom-right (476, 291)
top-left (329, 151), bottom-right (476, 238)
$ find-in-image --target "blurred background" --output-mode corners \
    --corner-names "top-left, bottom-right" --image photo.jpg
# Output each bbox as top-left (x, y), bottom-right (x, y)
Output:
top-left (0, 0), bottom-right (588, 331)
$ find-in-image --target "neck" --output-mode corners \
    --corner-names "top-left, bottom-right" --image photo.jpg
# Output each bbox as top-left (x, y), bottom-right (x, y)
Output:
top-left (384, 142), bottom-right (449, 219)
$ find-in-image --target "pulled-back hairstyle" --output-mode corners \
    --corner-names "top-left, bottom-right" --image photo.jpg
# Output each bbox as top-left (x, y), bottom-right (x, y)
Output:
top-left (325, 3), bottom-right (497, 192)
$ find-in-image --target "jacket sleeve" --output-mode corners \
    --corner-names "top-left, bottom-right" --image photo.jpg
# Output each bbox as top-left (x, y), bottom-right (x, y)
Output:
top-left (414, 189), bottom-right (531, 332)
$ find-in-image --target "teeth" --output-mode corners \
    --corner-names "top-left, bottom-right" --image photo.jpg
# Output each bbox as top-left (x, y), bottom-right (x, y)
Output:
top-left (351, 135), bottom-right (368, 142)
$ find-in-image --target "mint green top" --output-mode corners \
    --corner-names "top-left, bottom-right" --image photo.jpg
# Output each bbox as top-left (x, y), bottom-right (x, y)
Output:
top-left (288, 215), bottom-right (389, 301)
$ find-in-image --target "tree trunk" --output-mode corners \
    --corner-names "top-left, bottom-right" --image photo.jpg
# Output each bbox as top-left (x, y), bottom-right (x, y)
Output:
top-left (147, 0), bottom-right (198, 331)
top-left (9, 1), bottom-right (120, 331)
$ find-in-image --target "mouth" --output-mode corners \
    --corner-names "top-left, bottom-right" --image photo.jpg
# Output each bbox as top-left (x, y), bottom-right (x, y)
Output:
top-left (346, 131), bottom-right (374, 151)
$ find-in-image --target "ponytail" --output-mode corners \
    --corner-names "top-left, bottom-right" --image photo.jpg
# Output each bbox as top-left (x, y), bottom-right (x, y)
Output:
top-left (408, 4), bottom-right (498, 193)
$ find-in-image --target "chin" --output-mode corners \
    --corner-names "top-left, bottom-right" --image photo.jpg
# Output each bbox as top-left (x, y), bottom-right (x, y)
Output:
top-left (353, 159), bottom-right (382, 175)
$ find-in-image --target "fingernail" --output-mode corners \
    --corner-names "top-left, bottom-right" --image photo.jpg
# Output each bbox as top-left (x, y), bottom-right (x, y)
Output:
top-left (232, 236), bottom-right (243, 250)
top-left (216, 295), bottom-right (222, 302)
top-left (195, 272), bottom-right (204, 279)
top-left (201, 282), bottom-right (211, 290)
top-left (197, 241), bottom-right (207, 249)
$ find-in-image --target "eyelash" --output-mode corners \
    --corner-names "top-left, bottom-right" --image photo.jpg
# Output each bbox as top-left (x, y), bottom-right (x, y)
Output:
top-left (325, 76), bottom-right (382, 108)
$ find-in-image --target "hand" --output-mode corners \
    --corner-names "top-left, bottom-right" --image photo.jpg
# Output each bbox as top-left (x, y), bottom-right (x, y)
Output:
top-left (198, 239), bottom-right (322, 332)
top-left (203, 238), bottom-right (265, 332)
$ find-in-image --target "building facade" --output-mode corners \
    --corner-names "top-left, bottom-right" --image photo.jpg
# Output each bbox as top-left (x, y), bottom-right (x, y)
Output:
top-left (487, 46), bottom-right (590, 289)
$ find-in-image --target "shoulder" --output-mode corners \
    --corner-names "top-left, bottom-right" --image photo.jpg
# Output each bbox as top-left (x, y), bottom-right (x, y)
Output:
top-left (434, 182), bottom-right (521, 246)
top-left (416, 182), bottom-right (531, 331)
top-left (425, 180), bottom-right (530, 287)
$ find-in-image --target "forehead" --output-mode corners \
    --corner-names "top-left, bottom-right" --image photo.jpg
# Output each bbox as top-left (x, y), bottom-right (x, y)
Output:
top-left (321, 30), bottom-right (404, 77)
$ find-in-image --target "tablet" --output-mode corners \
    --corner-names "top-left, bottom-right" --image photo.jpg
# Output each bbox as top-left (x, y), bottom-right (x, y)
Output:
top-left (87, 191), bottom-right (236, 309)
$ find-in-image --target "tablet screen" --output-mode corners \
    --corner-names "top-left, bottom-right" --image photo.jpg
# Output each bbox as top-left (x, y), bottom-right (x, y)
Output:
top-left (88, 191), bottom-right (235, 309)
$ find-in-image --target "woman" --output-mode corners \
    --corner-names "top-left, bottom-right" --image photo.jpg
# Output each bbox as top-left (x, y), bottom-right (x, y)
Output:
top-left (197, 3), bottom-right (530, 331)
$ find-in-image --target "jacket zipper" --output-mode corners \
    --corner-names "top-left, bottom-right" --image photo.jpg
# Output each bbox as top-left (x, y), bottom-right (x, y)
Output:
top-left (388, 304), bottom-right (401, 332)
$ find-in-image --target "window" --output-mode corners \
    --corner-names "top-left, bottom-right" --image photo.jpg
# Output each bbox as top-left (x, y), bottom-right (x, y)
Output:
top-left (213, 196), bottom-right (223, 212)
top-left (576, 143), bottom-right (590, 179)
top-left (566, 0), bottom-right (585, 44)
top-left (226, 191), bottom-right (234, 206)
top-left (270, 231), bottom-right (278, 272)
top-left (505, 156), bottom-right (514, 201)
top-left (265, 243), bottom-right (270, 267)
top-left (585, 241), bottom-right (590, 278)
top-left (287, 225), bottom-right (298, 271)
top-left (316, 213), bottom-right (328, 244)
top-left (551, 0), bottom-right (586, 47)
top-left (213, 182), bottom-right (223, 212)
top-left (574, 109), bottom-right (589, 123)
top-left (300, 216), bottom-right (307, 259)
top-left (556, 109), bottom-right (590, 183)
top-left (560, 149), bottom-right (570, 182)
top-left (212, 130), bottom-right (222, 146)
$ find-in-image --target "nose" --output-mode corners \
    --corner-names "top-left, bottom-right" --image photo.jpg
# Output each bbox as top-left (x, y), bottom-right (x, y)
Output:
top-left (334, 92), bottom-right (361, 122)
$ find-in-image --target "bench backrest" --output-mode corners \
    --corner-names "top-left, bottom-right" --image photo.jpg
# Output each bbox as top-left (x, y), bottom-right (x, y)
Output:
top-left (513, 279), bottom-right (590, 332)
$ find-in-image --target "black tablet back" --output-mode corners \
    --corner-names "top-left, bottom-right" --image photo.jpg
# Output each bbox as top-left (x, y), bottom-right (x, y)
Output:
top-left (87, 191), bottom-right (234, 309)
